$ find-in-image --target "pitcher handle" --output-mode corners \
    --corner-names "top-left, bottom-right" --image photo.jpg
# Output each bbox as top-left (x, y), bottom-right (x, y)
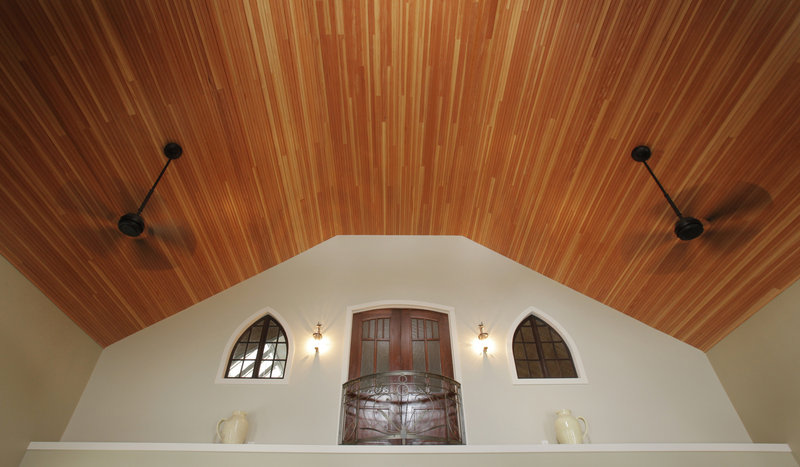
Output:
top-left (577, 416), bottom-right (588, 438)
top-left (216, 418), bottom-right (225, 442)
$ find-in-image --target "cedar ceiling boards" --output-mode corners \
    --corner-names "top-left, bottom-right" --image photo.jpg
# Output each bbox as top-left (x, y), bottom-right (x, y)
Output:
top-left (0, 1), bottom-right (799, 349)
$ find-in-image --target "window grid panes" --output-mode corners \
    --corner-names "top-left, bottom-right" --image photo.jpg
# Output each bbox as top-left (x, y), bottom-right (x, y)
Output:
top-left (411, 318), bottom-right (441, 374)
top-left (513, 316), bottom-right (577, 378)
top-left (226, 316), bottom-right (288, 379)
top-left (360, 317), bottom-right (390, 376)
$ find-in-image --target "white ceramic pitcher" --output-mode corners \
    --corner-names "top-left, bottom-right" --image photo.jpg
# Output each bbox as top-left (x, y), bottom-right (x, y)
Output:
top-left (554, 408), bottom-right (588, 444)
top-left (217, 410), bottom-right (249, 444)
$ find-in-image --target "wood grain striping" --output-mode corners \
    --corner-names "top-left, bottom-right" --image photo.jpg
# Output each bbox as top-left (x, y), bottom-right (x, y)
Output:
top-left (0, 0), bottom-right (799, 349)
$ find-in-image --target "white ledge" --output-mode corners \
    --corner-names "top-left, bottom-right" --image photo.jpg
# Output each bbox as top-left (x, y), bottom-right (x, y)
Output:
top-left (28, 442), bottom-right (791, 454)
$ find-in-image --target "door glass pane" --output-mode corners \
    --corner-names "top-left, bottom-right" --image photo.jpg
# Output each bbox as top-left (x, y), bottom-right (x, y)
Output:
top-left (376, 341), bottom-right (389, 373)
top-left (383, 319), bottom-right (389, 339)
top-left (412, 340), bottom-right (425, 371)
top-left (432, 321), bottom-right (439, 339)
top-left (411, 319), bottom-right (419, 339)
top-left (427, 341), bottom-right (441, 374)
top-left (361, 341), bottom-right (374, 375)
top-left (425, 320), bottom-right (432, 339)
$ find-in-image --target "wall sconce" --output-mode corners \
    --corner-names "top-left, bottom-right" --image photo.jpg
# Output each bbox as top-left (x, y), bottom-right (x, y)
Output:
top-left (477, 322), bottom-right (489, 353)
top-left (312, 323), bottom-right (323, 352)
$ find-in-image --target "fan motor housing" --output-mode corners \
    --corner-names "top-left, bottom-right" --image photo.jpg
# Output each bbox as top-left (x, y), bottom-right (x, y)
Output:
top-left (674, 216), bottom-right (704, 241)
top-left (118, 213), bottom-right (145, 237)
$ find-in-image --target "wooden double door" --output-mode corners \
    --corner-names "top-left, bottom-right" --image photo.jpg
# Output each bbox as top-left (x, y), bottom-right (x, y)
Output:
top-left (348, 308), bottom-right (454, 380)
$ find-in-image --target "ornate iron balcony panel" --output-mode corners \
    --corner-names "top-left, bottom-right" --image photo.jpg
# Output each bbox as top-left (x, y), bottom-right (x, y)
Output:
top-left (340, 371), bottom-right (465, 445)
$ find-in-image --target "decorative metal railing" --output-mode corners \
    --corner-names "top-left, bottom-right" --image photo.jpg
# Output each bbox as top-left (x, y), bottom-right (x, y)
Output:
top-left (339, 371), bottom-right (464, 445)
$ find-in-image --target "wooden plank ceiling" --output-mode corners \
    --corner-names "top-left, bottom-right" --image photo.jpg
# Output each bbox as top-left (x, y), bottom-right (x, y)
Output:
top-left (1, 0), bottom-right (799, 349)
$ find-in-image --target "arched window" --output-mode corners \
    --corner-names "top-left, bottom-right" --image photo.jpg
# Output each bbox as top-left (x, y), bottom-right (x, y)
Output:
top-left (225, 315), bottom-right (288, 379)
top-left (513, 315), bottom-right (577, 379)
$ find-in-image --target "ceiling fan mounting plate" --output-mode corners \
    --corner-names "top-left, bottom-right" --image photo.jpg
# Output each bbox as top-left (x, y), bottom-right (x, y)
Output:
top-left (163, 142), bottom-right (182, 160)
top-left (631, 145), bottom-right (652, 162)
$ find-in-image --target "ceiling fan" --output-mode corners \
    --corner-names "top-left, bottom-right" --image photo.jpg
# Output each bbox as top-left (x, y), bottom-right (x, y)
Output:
top-left (118, 142), bottom-right (183, 237)
top-left (629, 145), bottom-right (772, 272)
top-left (111, 142), bottom-right (196, 270)
top-left (60, 143), bottom-right (195, 270)
top-left (631, 145), bottom-right (704, 241)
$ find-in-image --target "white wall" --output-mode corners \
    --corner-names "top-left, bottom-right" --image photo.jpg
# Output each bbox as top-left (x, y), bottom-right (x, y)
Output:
top-left (709, 278), bottom-right (800, 463)
top-left (0, 256), bottom-right (101, 467)
top-left (62, 236), bottom-right (749, 444)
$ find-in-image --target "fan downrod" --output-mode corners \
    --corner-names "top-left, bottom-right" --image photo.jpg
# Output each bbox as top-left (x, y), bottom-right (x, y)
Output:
top-left (117, 142), bottom-right (182, 237)
top-left (631, 145), bottom-right (704, 241)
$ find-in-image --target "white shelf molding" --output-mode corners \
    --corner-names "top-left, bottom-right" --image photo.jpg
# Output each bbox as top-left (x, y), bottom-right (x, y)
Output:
top-left (28, 442), bottom-right (792, 454)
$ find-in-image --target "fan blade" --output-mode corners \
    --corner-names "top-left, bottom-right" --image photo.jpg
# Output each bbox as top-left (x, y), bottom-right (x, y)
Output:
top-left (149, 223), bottom-right (197, 254)
top-left (704, 182), bottom-right (771, 222)
top-left (619, 231), bottom-right (672, 262)
top-left (57, 180), bottom-right (117, 221)
top-left (654, 241), bottom-right (692, 274)
top-left (71, 224), bottom-right (119, 257)
top-left (702, 225), bottom-right (760, 251)
top-left (131, 237), bottom-right (174, 271)
top-left (113, 176), bottom-right (160, 219)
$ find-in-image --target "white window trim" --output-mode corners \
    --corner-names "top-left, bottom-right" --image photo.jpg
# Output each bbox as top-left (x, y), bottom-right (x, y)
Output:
top-left (506, 307), bottom-right (588, 385)
top-left (215, 307), bottom-right (295, 384)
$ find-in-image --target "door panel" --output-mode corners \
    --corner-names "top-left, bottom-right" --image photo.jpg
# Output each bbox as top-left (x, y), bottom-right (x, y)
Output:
top-left (343, 308), bottom-right (462, 445)
top-left (349, 309), bottom-right (453, 379)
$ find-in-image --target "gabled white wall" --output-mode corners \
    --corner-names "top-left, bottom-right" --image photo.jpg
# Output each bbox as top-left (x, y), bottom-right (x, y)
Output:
top-left (709, 277), bottom-right (800, 463)
top-left (62, 236), bottom-right (749, 444)
top-left (0, 256), bottom-right (101, 467)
